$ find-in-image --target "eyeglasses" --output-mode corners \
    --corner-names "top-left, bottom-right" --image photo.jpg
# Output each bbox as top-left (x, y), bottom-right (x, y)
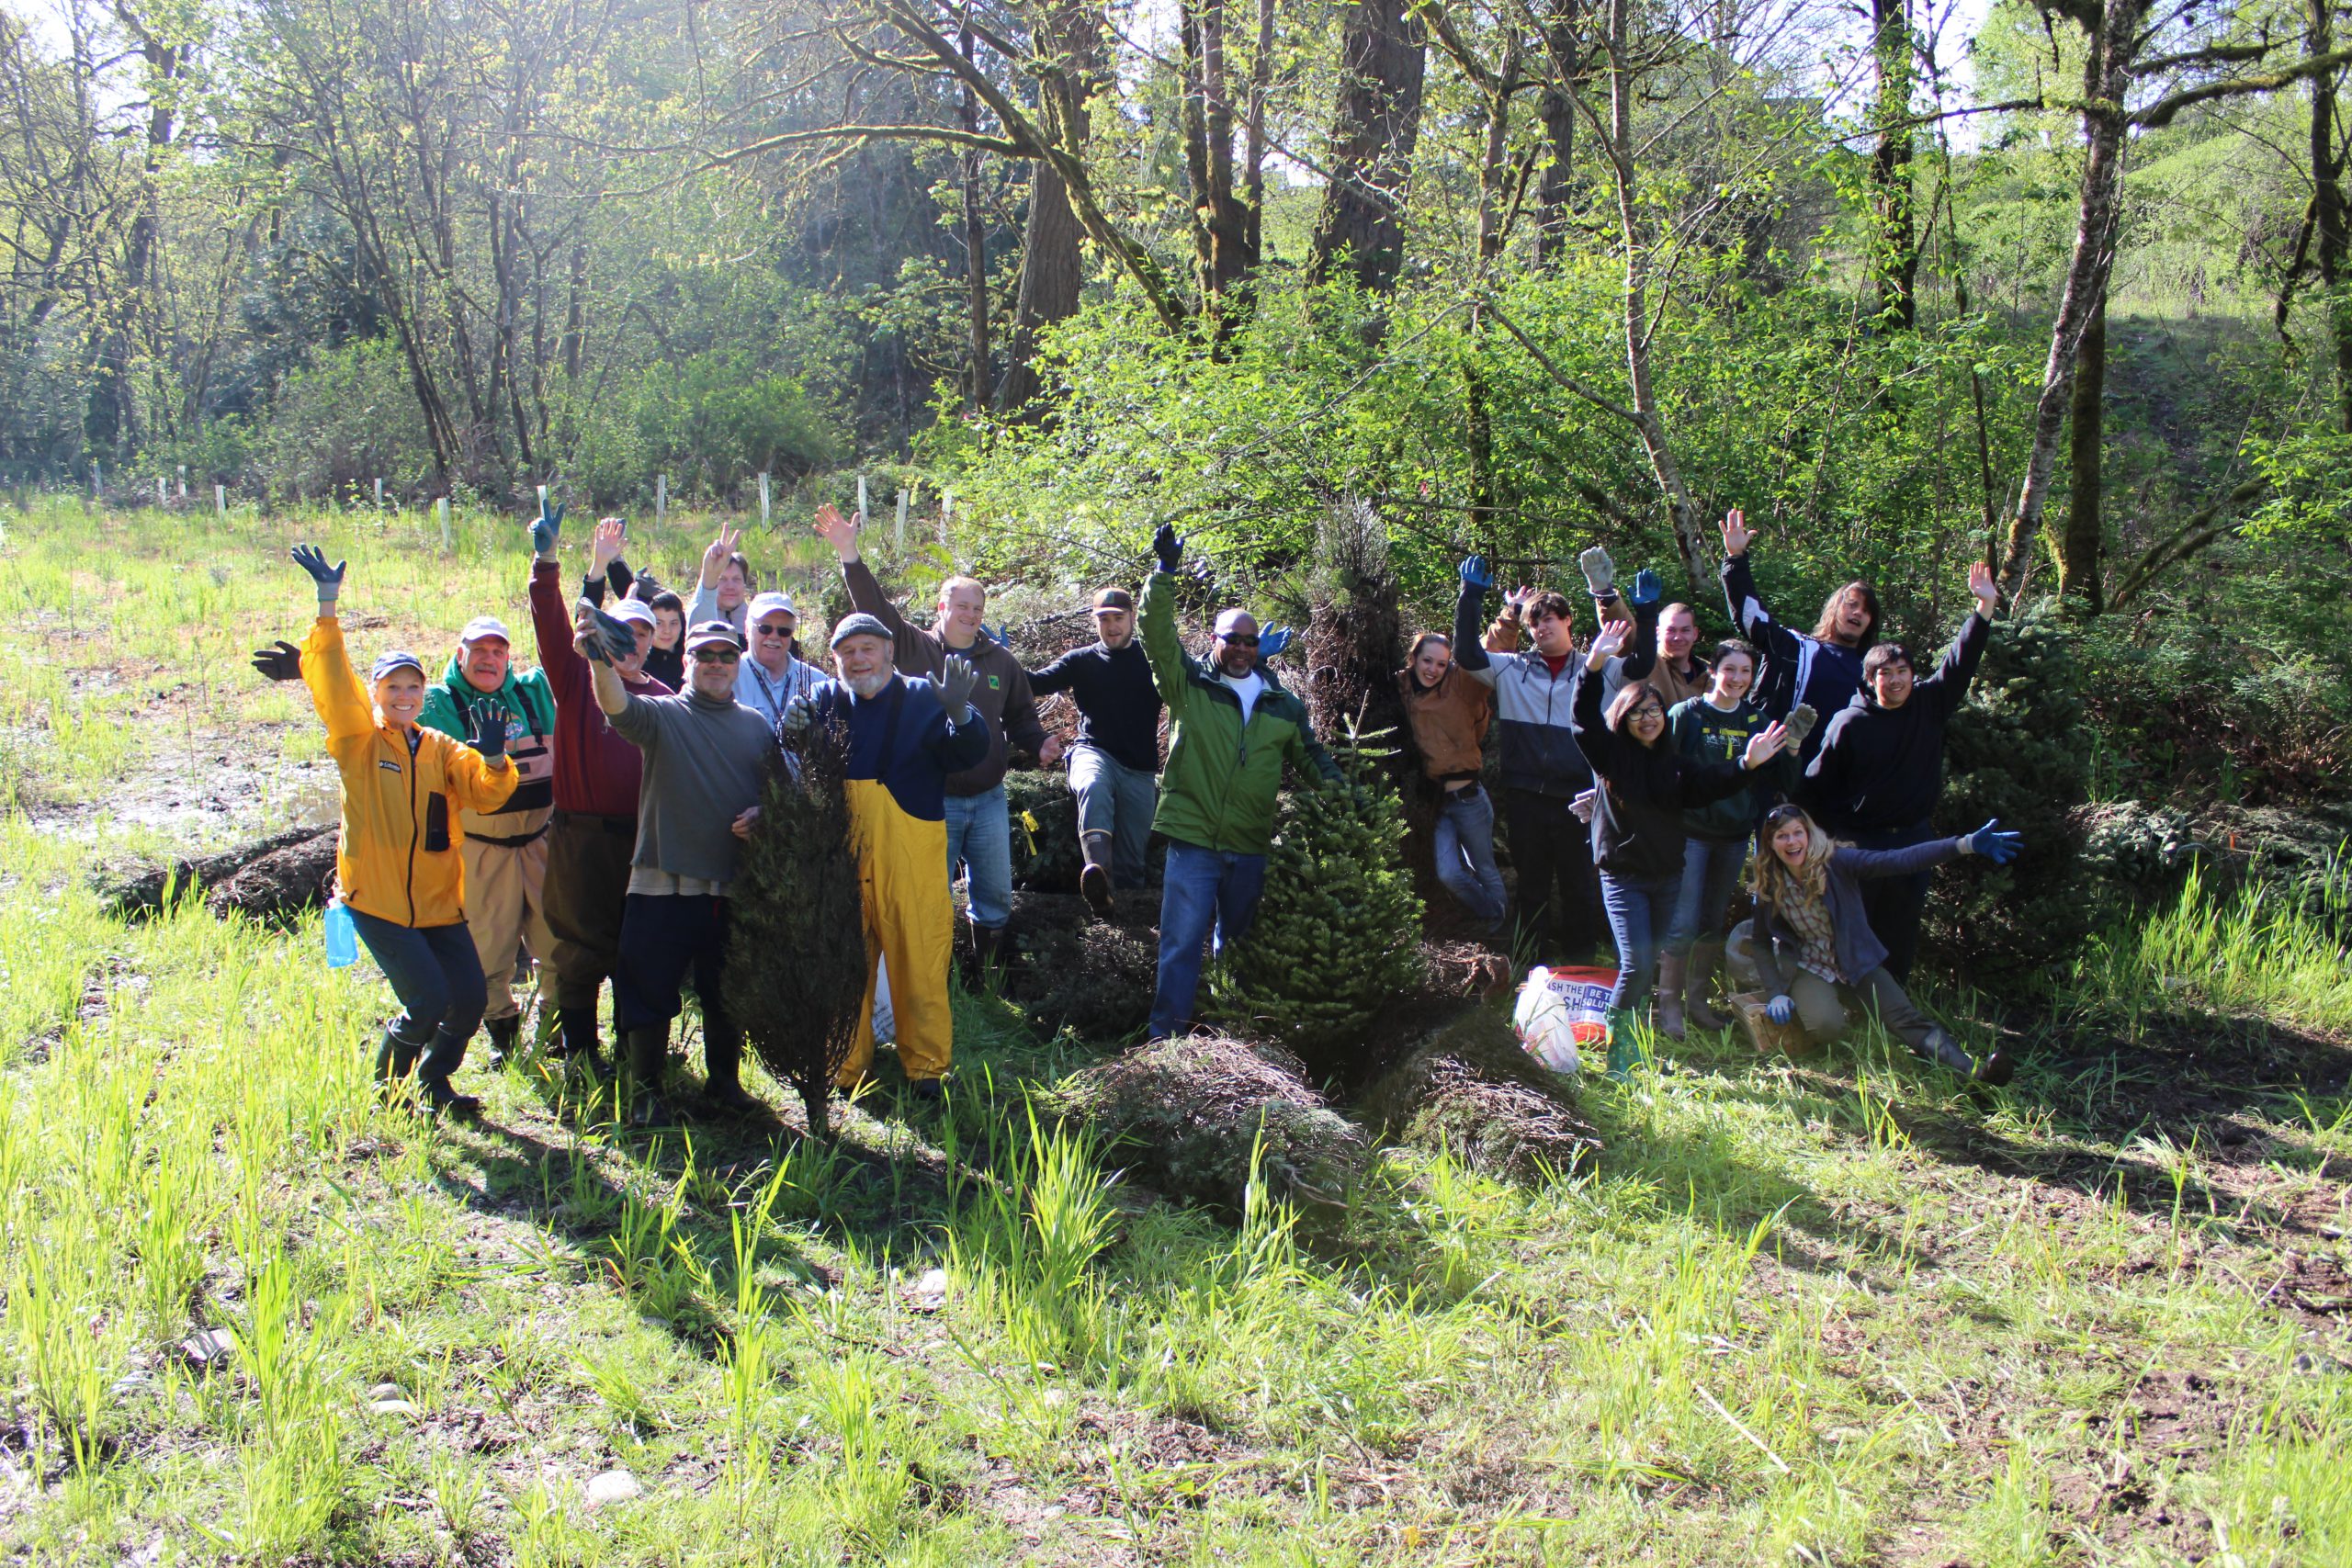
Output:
top-left (1220, 633), bottom-right (1259, 648)
top-left (754, 623), bottom-right (795, 638)
top-left (693, 649), bottom-right (741, 664)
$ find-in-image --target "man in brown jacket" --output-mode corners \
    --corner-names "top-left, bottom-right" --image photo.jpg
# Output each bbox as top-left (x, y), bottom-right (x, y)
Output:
top-left (815, 503), bottom-right (1061, 973)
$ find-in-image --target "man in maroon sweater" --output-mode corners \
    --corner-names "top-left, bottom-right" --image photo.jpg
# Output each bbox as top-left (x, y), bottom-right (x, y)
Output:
top-left (533, 514), bottom-right (673, 1075)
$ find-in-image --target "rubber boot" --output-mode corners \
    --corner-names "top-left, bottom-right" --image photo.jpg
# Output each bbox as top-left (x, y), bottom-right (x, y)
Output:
top-left (374, 1027), bottom-right (424, 1105)
top-left (1079, 832), bottom-right (1115, 917)
top-left (1917, 1025), bottom-right (2018, 1087)
top-left (418, 1030), bottom-right (481, 1122)
top-left (1685, 940), bottom-right (1731, 1031)
top-left (697, 1018), bottom-right (763, 1120)
top-left (623, 1025), bottom-right (674, 1128)
top-left (555, 1005), bottom-right (611, 1080)
top-left (1603, 1007), bottom-right (1644, 1080)
top-left (482, 1014), bottom-right (521, 1070)
top-left (1656, 953), bottom-right (1688, 1041)
top-left (965, 923), bottom-right (1005, 992)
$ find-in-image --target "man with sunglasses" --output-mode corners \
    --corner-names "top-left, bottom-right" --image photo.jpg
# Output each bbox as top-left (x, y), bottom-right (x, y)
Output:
top-left (577, 614), bottom-right (776, 1127)
top-left (1139, 525), bottom-right (1340, 1041)
top-left (717, 590), bottom-right (822, 730)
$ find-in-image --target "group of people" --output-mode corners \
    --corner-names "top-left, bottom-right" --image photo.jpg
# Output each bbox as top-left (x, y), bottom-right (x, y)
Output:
top-left (277, 495), bottom-right (2021, 1126)
top-left (1401, 509), bottom-right (2019, 1082)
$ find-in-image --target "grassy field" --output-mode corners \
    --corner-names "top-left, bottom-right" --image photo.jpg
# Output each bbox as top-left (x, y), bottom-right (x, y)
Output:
top-left (1, 499), bottom-right (2349, 1564)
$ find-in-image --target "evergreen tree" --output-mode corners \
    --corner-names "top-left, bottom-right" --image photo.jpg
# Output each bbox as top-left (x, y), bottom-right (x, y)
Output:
top-left (1210, 742), bottom-right (1425, 1079)
top-left (725, 719), bottom-right (869, 1136)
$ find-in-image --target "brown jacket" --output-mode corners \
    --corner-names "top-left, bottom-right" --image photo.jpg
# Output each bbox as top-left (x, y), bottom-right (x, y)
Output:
top-left (1396, 663), bottom-right (1493, 782)
top-left (841, 558), bottom-right (1048, 795)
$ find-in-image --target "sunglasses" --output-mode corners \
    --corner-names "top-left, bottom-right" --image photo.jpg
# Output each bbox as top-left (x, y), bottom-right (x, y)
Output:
top-left (1219, 633), bottom-right (1260, 648)
top-left (754, 623), bottom-right (796, 638)
top-left (693, 648), bottom-right (741, 664)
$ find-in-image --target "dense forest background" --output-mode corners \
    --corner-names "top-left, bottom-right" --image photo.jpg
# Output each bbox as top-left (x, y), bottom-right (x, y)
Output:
top-left (6, 0), bottom-right (2352, 832)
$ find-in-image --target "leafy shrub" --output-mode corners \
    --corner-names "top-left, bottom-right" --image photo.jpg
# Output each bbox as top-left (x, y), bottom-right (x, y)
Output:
top-left (251, 338), bottom-right (435, 502)
top-left (572, 352), bottom-right (839, 504)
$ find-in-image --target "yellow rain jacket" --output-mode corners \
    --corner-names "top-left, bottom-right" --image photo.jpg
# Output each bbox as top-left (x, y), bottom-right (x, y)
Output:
top-left (301, 615), bottom-right (517, 929)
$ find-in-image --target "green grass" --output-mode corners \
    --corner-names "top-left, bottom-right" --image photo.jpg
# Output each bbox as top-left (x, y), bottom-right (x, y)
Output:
top-left (1, 496), bottom-right (2349, 1562)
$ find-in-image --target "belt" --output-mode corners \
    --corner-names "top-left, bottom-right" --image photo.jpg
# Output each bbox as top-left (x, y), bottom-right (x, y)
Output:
top-left (471, 824), bottom-right (548, 849)
top-left (553, 808), bottom-right (637, 837)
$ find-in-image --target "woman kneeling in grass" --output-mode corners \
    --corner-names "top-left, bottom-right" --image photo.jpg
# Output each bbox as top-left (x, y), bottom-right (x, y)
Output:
top-left (290, 543), bottom-right (518, 1119)
top-left (1739, 803), bottom-right (2018, 1085)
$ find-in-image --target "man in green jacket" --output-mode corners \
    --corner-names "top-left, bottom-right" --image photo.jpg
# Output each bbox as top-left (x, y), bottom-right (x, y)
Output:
top-left (419, 615), bottom-right (560, 1064)
top-left (1143, 525), bottom-right (1340, 1040)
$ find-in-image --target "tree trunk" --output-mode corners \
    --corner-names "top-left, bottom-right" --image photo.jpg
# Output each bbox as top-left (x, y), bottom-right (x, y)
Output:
top-left (2311, 0), bottom-right (2352, 433)
top-left (1867, 0), bottom-right (1917, 328)
top-left (1996, 0), bottom-right (2139, 606)
top-left (995, 166), bottom-right (1084, 415)
top-left (2060, 291), bottom-right (2106, 612)
top-left (1182, 0), bottom-right (1253, 332)
top-left (1308, 0), bottom-right (1425, 293)
top-left (1243, 0), bottom-right (1274, 264)
top-left (959, 25), bottom-right (989, 415)
top-left (1534, 0), bottom-right (1578, 267)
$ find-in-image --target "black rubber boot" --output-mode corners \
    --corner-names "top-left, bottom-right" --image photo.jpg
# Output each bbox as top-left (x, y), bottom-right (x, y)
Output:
top-left (623, 1026), bottom-right (674, 1128)
top-left (697, 1019), bottom-right (763, 1120)
top-left (965, 923), bottom-right (1005, 991)
top-left (1080, 833), bottom-right (1114, 917)
top-left (1917, 1025), bottom-right (2015, 1086)
top-left (556, 1006), bottom-right (612, 1083)
top-left (374, 1028), bottom-right (424, 1105)
top-left (418, 1031), bottom-right (481, 1122)
top-left (482, 1014), bottom-right (521, 1070)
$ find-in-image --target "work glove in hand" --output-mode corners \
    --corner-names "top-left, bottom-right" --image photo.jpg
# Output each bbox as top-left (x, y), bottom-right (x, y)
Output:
top-left (1626, 568), bottom-right (1661, 609)
top-left (290, 544), bottom-right (345, 606)
top-left (467, 700), bottom-right (510, 762)
top-left (1152, 524), bottom-right (1183, 572)
top-left (530, 497), bottom-right (565, 557)
top-left (1965, 818), bottom-right (2022, 863)
top-left (1459, 555), bottom-right (1495, 592)
top-left (940, 654), bottom-right (980, 716)
top-left (1258, 626), bottom-right (1294, 660)
top-left (579, 603), bottom-right (639, 665)
top-left (1781, 703), bottom-right (1818, 750)
top-left (779, 696), bottom-right (814, 735)
top-left (1577, 545), bottom-right (1616, 601)
top-left (1765, 995), bottom-right (1795, 1025)
top-left (251, 640), bottom-right (302, 682)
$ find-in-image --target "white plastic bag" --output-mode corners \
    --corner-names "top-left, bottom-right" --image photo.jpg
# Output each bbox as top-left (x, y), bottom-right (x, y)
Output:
top-left (1511, 964), bottom-right (1616, 1076)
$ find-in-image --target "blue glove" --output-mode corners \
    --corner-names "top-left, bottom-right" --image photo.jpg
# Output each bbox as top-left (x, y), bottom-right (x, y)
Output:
top-left (1259, 626), bottom-right (1294, 660)
top-left (980, 622), bottom-right (1010, 649)
top-left (530, 497), bottom-right (566, 557)
top-left (1765, 996), bottom-right (1795, 1025)
top-left (1459, 555), bottom-right (1495, 592)
top-left (467, 699), bottom-right (510, 761)
top-left (1627, 568), bottom-right (1662, 609)
top-left (1152, 524), bottom-right (1183, 572)
top-left (290, 544), bottom-right (345, 605)
top-left (1966, 819), bottom-right (2022, 864)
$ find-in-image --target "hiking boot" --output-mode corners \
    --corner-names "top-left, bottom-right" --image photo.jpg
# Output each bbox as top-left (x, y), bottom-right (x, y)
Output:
top-left (903, 1077), bottom-right (946, 1109)
top-left (482, 1014), bottom-right (521, 1070)
top-left (697, 1079), bottom-right (766, 1120)
top-left (421, 1076), bottom-right (482, 1122)
top-left (627, 1093), bottom-right (678, 1130)
top-left (1080, 862), bottom-right (1114, 917)
top-left (1973, 1048), bottom-right (2018, 1087)
top-left (1684, 940), bottom-right (1731, 1030)
top-left (1656, 953), bottom-right (1689, 1042)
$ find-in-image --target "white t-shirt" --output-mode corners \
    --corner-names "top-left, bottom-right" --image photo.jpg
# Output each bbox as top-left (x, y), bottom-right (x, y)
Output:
top-left (1223, 670), bottom-right (1265, 727)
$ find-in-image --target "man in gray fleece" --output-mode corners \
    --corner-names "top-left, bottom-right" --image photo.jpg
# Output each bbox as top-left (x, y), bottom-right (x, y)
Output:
top-left (580, 611), bottom-right (777, 1126)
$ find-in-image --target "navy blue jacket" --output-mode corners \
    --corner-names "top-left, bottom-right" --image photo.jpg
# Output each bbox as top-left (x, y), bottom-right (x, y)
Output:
top-left (1801, 611), bottom-right (1988, 836)
top-left (807, 674), bottom-right (989, 823)
top-left (1027, 640), bottom-right (1161, 773)
top-left (1722, 553), bottom-right (1872, 751)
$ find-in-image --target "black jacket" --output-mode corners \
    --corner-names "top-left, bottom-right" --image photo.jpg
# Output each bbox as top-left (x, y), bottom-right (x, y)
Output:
top-left (1722, 553), bottom-right (1872, 754)
top-left (1800, 610), bottom-right (1988, 836)
top-left (1026, 639), bottom-right (1162, 773)
top-left (1569, 662), bottom-right (1755, 879)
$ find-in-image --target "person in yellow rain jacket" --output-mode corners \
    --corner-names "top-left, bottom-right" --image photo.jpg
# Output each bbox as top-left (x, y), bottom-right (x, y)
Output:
top-left (291, 544), bottom-right (517, 1119)
top-left (783, 614), bottom-right (989, 1104)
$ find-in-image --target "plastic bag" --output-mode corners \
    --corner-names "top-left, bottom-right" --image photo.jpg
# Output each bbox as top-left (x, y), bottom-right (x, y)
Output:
top-left (1512, 964), bottom-right (1616, 1076)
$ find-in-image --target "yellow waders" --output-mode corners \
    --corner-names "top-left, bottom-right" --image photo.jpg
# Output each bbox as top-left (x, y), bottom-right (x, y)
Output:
top-left (839, 777), bottom-right (956, 1085)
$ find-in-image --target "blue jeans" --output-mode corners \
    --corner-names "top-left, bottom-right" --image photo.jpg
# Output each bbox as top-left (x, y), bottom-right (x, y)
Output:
top-left (944, 784), bottom-right (1014, 930)
top-left (1432, 784), bottom-right (1507, 927)
top-left (1149, 840), bottom-right (1267, 1039)
top-left (1069, 743), bottom-right (1158, 887)
top-left (1599, 873), bottom-right (1681, 1013)
top-left (347, 910), bottom-right (487, 1055)
top-left (1666, 835), bottom-right (1748, 954)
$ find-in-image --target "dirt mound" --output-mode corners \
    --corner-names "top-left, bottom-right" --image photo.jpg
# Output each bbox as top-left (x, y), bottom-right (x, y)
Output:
top-left (999, 890), bottom-right (1161, 1039)
top-left (1046, 1033), bottom-right (1366, 1213)
top-left (101, 826), bottom-right (338, 926)
top-left (1357, 1008), bottom-right (1599, 1181)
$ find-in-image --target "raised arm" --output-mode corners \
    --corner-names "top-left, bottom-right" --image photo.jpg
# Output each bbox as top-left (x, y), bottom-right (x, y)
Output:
top-left (1567, 622), bottom-right (1626, 775)
top-left (1139, 527), bottom-right (1193, 713)
top-left (1925, 561), bottom-right (1998, 718)
top-left (288, 545), bottom-right (372, 740)
top-left (813, 502), bottom-right (912, 637)
top-left (1614, 571), bottom-right (1664, 682)
top-left (1452, 556), bottom-right (1498, 682)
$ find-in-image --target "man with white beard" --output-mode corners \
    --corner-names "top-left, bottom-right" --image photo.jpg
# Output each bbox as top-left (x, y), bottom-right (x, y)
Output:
top-left (783, 614), bottom-right (989, 1102)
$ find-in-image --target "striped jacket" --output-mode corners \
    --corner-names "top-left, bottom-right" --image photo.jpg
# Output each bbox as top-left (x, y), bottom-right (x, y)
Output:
top-left (1449, 579), bottom-right (1593, 798)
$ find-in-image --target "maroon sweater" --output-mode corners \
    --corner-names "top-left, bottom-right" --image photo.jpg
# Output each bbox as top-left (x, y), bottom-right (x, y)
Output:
top-left (530, 559), bottom-right (671, 818)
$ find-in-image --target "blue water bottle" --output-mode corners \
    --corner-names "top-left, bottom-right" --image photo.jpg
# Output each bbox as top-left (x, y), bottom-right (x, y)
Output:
top-left (323, 897), bottom-right (357, 969)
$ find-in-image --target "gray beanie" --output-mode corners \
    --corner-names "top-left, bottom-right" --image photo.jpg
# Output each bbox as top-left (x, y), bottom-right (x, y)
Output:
top-left (829, 613), bottom-right (897, 649)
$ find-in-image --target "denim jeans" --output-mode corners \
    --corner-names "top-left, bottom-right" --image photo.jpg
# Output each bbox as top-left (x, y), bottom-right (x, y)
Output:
top-left (1069, 743), bottom-right (1158, 887)
top-left (1666, 834), bottom-right (1748, 954)
top-left (1149, 840), bottom-right (1267, 1039)
top-left (347, 910), bottom-right (487, 1054)
top-left (1599, 872), bottom-right (1681, 1013)
top-left (1432, 784), bottom-right (1507, 927)
top-left (944, 784), bottom-right (1014, 929)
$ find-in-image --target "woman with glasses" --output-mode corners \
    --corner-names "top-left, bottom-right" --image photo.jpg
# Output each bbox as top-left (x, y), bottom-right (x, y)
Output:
top-left (1569, 608), bottom-right (1789, 1073)
top-left (1738, 804), bottom-right (2019, 1084)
